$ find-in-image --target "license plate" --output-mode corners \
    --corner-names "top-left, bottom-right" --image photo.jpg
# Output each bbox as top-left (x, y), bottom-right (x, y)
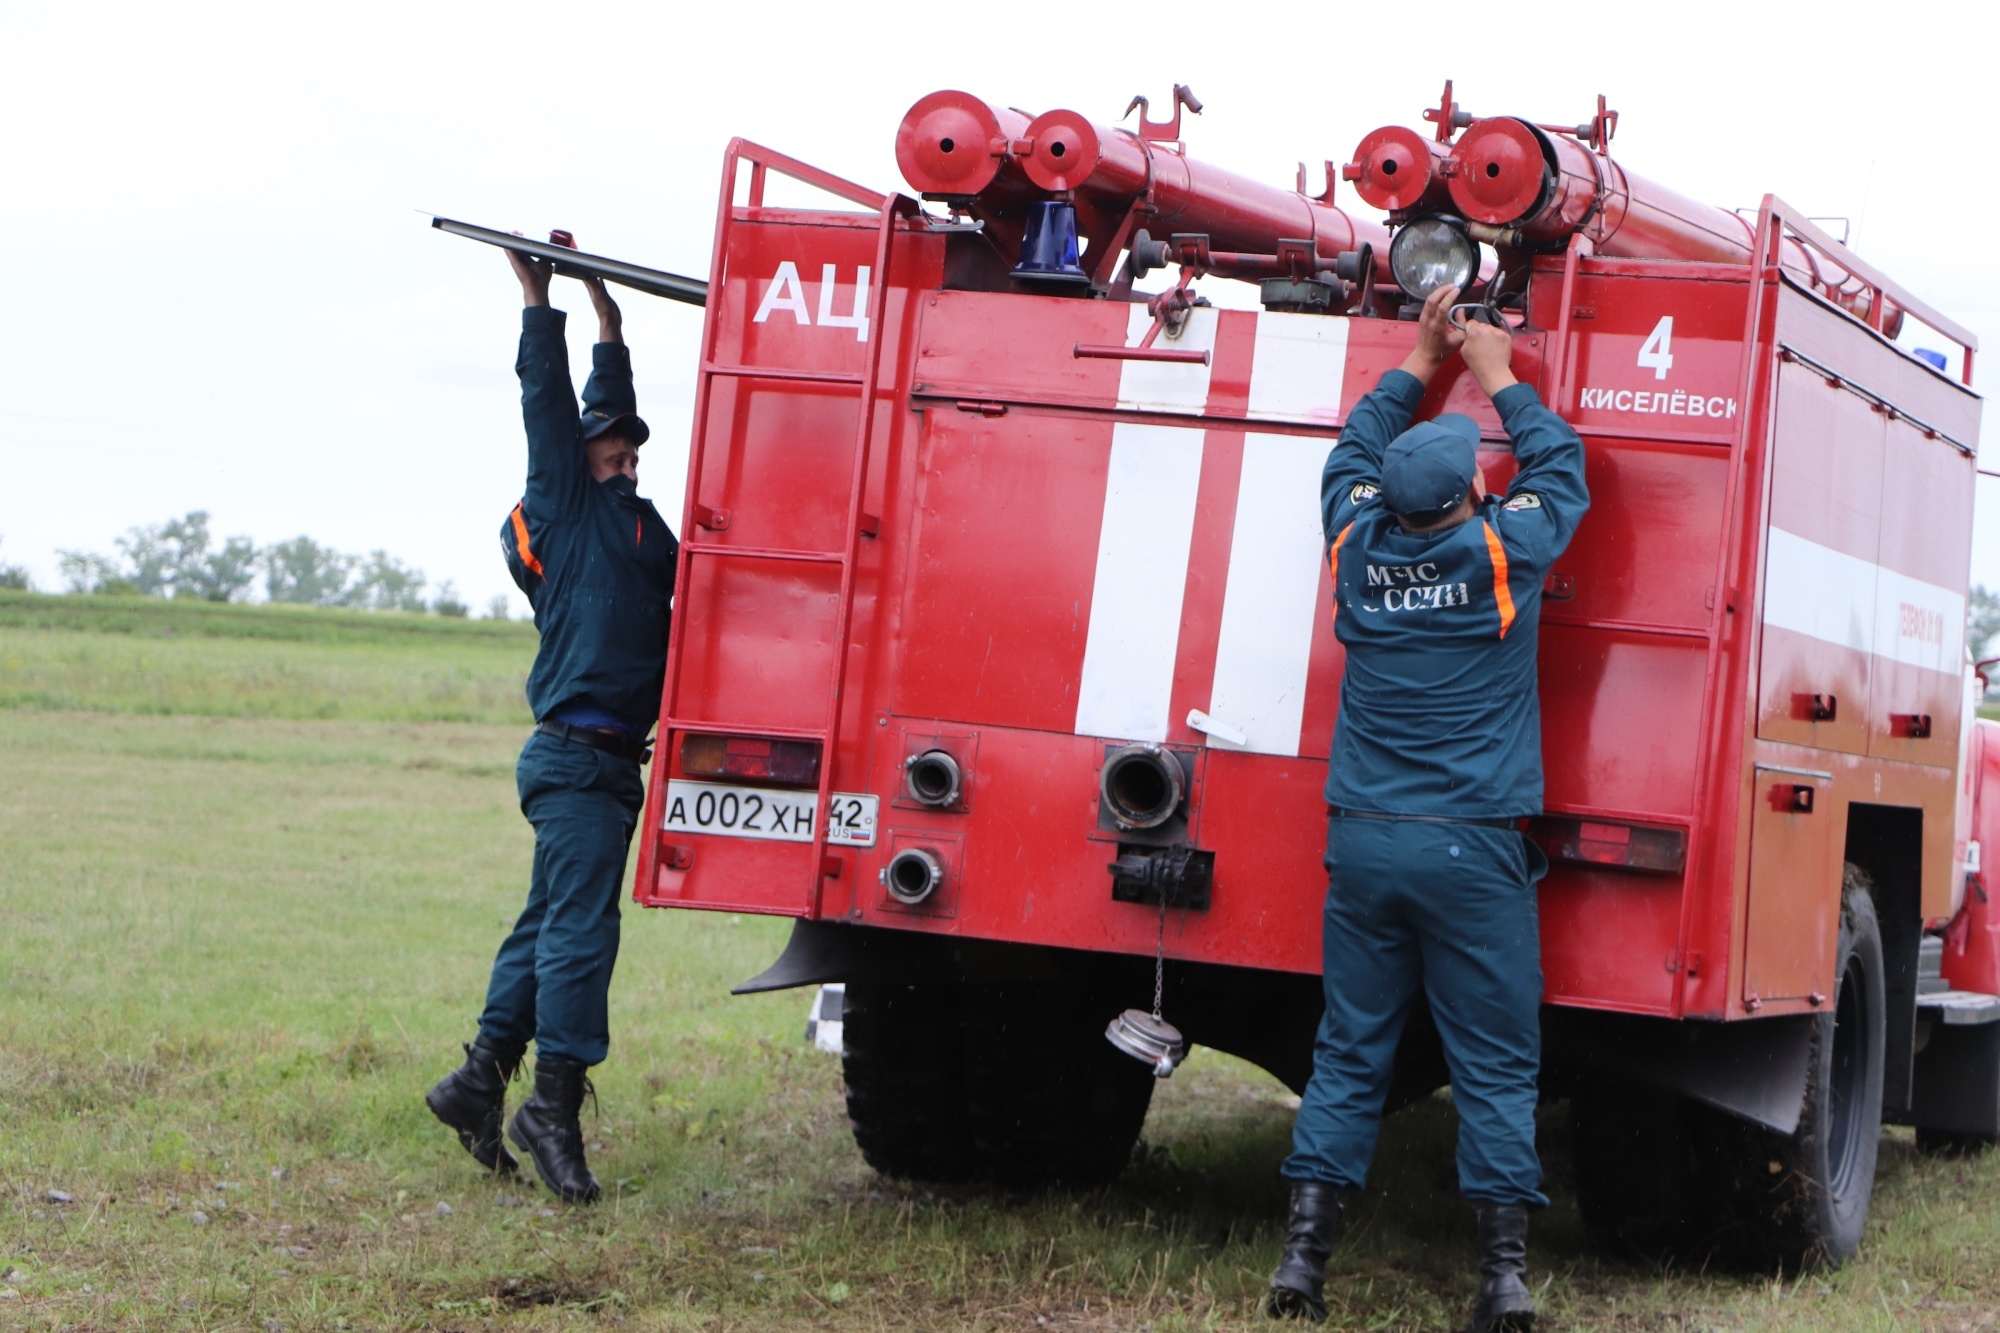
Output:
top-left (662, 780), bottom-right (878, 847)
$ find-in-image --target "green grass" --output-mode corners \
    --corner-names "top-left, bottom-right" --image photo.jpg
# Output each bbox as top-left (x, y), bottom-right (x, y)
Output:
top-left (0, 590), bottom-right (538, 723)
top-left (4, 596), bottom-right (2000, 1329)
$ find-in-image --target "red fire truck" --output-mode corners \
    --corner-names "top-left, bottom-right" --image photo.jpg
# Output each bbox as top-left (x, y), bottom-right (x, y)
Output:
top-left (444, 82), bottom-right (1997, 1268)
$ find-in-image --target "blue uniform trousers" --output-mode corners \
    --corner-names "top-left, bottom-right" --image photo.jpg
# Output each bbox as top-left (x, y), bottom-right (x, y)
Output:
top-left (477, 729), bottom-right (645, 1066)
top-left (1283, 815), bottom-right (1550, 1207)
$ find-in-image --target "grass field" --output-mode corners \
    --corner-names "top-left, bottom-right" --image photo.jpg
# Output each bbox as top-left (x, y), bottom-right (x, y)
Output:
top-left (5, 592), bottom-right (2000, 1331)
top-left (0, 592), bottom-right (538, 724)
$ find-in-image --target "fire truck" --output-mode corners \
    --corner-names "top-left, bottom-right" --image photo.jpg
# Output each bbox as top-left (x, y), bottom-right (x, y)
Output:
top-left (442, 81), bottom-right (1994, 1268)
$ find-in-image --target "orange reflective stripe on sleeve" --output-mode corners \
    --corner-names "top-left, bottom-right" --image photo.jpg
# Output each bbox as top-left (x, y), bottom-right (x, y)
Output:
top-left (1328, 521), bottom-right (1355, 611)
top-left (1482, 520), bottom-right (1515, 639)
top-left (510, 503), bottom-right (544, 578)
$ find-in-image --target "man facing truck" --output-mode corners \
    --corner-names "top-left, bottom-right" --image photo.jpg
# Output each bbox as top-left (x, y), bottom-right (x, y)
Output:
top-left (424, 250), bottom-right (678, 1204)
top-left (1265, 285), bottom-right (1589, 1330)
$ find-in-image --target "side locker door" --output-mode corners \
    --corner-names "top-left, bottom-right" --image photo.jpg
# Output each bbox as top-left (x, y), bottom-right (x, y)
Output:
top-left (1756, 358), bottom-right (1884, 755)
top-left (1868, 414), bottom-right (1974, 767)
top-left (1743, 767), bottom-right (1838, 1006)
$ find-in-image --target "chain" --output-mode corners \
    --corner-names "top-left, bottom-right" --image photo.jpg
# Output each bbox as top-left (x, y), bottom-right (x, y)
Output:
top-left (1152, 890), bottom-right (1167, 1021)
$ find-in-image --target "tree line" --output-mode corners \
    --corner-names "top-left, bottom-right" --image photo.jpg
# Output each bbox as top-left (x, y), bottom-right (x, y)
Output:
top-left (1, 513), bottom-right (509, 619)
top-left (9, 519), bottom-right (2000, 652)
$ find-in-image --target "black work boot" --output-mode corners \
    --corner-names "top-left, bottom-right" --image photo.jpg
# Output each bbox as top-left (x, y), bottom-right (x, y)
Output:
top-left (424, 1035), bottom-right (524, 1174)
top-left (1466, 1204), bottom-right (1535, 1332)
top-left (508, 1055), bottom-right (601, 1204)
top-left (1264, 1181), bottom-right (1350, 1321)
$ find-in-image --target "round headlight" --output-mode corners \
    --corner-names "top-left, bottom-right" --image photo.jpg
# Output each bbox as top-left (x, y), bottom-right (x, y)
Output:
top-left (1389, 215), bottom-right (1479, 301)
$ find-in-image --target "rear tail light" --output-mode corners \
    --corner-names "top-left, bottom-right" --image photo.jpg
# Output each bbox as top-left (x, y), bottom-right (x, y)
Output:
top-left (1534, 817), bottom-right (1687, 874)
top-left (678, 733), bottom-right (822, 785)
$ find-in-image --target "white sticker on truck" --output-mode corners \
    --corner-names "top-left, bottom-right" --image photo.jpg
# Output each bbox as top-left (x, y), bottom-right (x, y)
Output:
top-left (1762, 528), bottom-right (1964, 673)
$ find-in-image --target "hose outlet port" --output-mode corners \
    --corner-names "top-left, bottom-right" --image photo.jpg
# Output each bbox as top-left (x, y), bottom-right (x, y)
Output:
top-left (905, 749), bottom-right (963, 808)
top-left (881, 847), bottom-right (945, 905)
top-left (1100, 743), bottom-right (1186, 830)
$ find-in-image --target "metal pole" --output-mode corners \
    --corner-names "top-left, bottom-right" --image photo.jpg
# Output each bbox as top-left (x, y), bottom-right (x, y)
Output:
top-left (431, 217), bottom-right (708, 307)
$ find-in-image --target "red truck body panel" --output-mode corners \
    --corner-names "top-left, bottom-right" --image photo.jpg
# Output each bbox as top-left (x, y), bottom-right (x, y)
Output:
top-left (1947, 721), bottom-right (2000, 995)
top-left (636, 139), bottom-right (1989, 1030)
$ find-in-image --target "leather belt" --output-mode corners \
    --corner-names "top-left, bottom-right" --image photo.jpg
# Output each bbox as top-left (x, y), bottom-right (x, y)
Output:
top-left (1330, 807), bottom-right (1519, 831)
top-left (537, 720), bottom-right (652, 765)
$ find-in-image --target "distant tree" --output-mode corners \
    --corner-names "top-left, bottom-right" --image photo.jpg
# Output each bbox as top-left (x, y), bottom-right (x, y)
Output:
top-left (113, 512), bottom-right (203, 596)
top-left (346, 551), bottom-right (428, 612)
top-left (1973, 584), bottom-right (2000, 662)
top-left (483, 594), bottom-right (512, 621)
top-left (180, 534), bottom-right (258, 603)
top-left (262, 537), bottom-right (356, 605)
top-left (60, 511), bottom-right (256, 601)
top-left (55, 513), bottom-right (441, 613)
top-left (57, 550), bottom-right (128, 594)
top-left (0, 537), bottom-right (31, 591)
top-left (432, 581), bottom-right (470, 618)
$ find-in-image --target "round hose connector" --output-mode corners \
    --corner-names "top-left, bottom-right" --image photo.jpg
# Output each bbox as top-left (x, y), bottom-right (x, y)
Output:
top-left (905, 749), bottom-right (962, 808)
top-left (881, 848), bottom-right (945, 905)
top-left (1099, 744), bottom-right (1185, 830)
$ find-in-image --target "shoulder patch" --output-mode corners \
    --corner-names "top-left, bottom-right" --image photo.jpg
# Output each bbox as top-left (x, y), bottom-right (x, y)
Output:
top-left (1349, 483), bottom-right (1380, 505)
top-left (1502, 492), bottom-right (1543, 512)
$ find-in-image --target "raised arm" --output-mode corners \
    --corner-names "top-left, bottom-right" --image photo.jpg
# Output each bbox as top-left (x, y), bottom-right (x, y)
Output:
top-left (1461, 319), bottom-right (1588, 569)
top-left (510, 251), bottom-right (588, 520)
top-left (583, 274), bottom-right (622, 346)
top-left (1322, 285), bottom-right (1466, 539)
top-left (575, 274), bottom-right (641, 441)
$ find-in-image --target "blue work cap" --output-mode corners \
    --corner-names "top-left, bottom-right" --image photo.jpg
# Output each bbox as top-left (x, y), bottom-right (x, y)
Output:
top-left (1380, 414), bottom-right (1478, 520)
top-left (581, 408), bottom-right (650, 445)
top-left (579, 363), bottom-right (650, 446)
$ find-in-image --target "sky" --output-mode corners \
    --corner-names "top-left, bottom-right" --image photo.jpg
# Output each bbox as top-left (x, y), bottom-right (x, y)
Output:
top-left (4, 1), bottom-right (1999, 616)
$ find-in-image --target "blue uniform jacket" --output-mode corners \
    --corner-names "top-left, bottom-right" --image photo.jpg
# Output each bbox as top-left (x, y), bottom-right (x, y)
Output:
top-left (1321, 368), bottom-right (1588, 817)
top-left (501, 306), bottom-right (678, 730)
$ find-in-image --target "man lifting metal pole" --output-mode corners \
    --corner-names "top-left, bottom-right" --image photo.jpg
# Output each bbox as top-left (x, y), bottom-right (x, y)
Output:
top-left (424, 236), bottom-right (681, 1204)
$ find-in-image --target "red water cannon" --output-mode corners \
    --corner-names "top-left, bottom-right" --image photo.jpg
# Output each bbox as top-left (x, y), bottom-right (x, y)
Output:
top-left (1352, 83), bottom-right (1900, 331)
top-left (1344, 125), bottom-right (1454, 216)
top-left (895, 87), bottom-right (1391, 295)
top-left (894, 91), bottom-right (1038, 205)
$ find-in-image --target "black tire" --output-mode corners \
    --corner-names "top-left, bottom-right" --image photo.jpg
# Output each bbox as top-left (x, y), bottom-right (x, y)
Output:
top-left (1696, 881), bottom-right (1886, 1269)
top-left (960, 980), bottom-right (1157, 1188)
top-left (1569, 1076), bottom-right (1701, 1258)
top-left (840, 980), bottom-right (976, 1182)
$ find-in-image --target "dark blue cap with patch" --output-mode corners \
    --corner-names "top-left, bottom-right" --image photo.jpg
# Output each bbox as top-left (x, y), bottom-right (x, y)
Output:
top-left (579, 350), bottom-right (650, 446)
top-left (581, 408), bottom-right (649, 445)
top-left (1380, 414), bottom-right (1478, 520)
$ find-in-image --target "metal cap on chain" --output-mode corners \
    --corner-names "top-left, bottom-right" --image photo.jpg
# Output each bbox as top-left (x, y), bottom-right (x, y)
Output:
top-left (1106, 869), bottom-right (1186, 1077)
top-left (1106, 1008), bottom-right (1185, 1078)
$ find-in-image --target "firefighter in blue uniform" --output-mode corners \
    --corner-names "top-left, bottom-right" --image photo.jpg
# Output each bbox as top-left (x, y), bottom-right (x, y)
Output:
top-left (1265, 285), bottom-right (1588, 1330)
top-left (425, 248), bottom-right (678, 1204)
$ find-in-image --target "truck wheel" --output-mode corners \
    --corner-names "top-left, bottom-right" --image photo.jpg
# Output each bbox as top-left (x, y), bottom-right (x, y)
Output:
top-left (840, 980), bottom-right (976, 1182)
top-left (1699, 882), bottom-right (1886, 1269)
top-left (1569, 1076), bottom-right (1699, 1257)
top-left (961, 980), bottom-right (1157, 1188)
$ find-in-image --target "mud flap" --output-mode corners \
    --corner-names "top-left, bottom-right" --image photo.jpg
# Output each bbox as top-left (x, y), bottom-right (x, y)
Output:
top-left (1903, 1018), bottom-right (2000, 1136)
top-left (731, 919), bottom-right (1078, 994)
top-left (1545, 1007), bottom-right (1816, 1134)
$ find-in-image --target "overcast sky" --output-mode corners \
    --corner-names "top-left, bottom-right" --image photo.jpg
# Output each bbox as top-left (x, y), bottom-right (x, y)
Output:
top-left (4, 2), bottom-right (1998, 615)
